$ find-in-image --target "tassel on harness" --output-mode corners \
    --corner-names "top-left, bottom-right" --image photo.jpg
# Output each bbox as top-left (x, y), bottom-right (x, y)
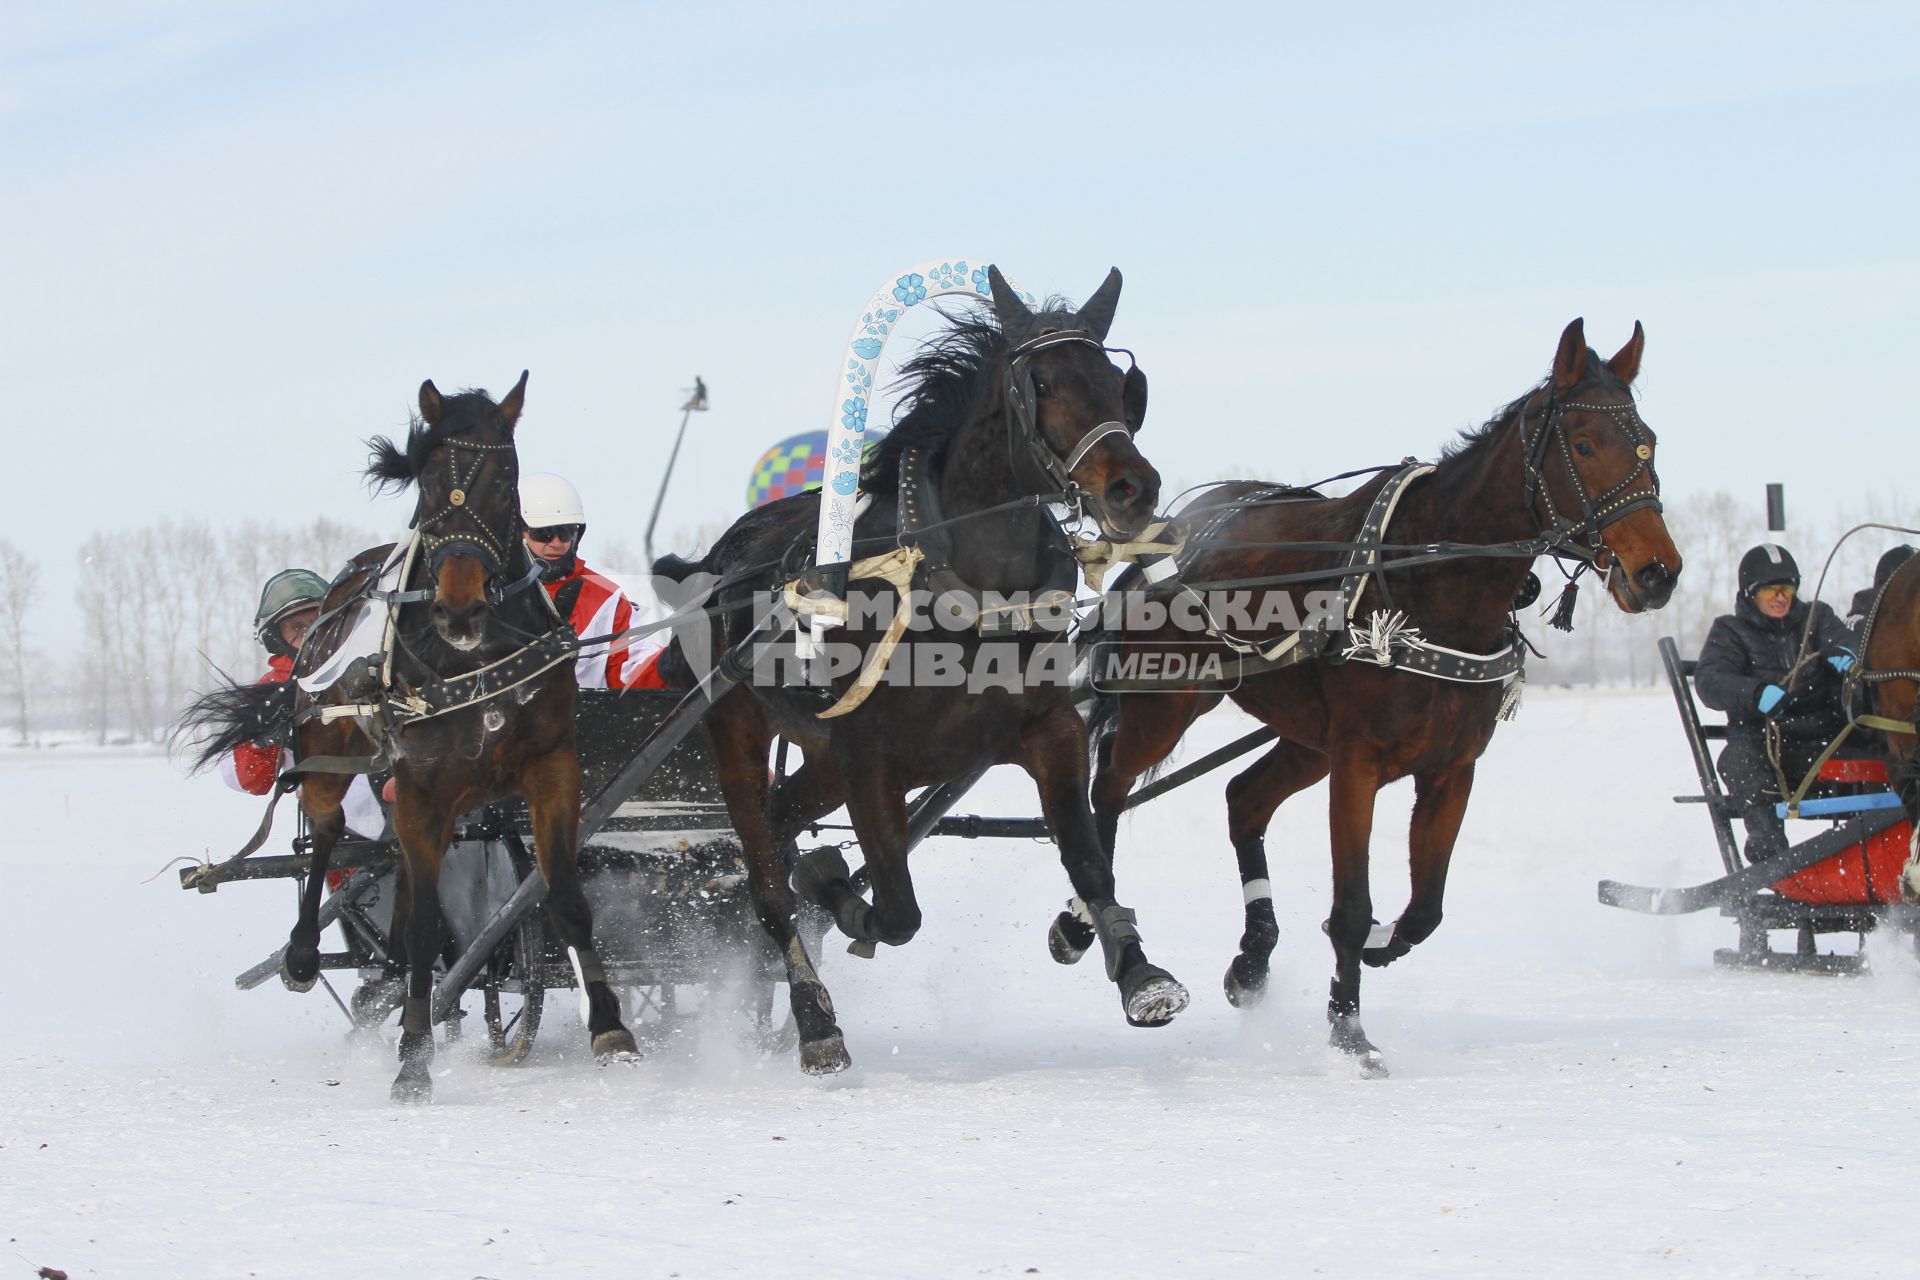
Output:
top-left (1546, 577), bottom-right (1580, 632)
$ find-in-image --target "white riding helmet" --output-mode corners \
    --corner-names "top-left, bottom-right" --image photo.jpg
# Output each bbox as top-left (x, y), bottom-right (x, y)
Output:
top-left (519, 473), bottom-right (586, 529)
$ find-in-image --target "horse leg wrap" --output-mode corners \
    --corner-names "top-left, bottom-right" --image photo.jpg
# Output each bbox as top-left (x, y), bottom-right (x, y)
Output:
top-left (1086, 899), bottom-right (1142, 981)
top-left (401, 996), bottom-right (432, 1036)
top-left (568, 946), bottom-right (608, 987)
top-left (567, 946), bottom-right (607, 1029)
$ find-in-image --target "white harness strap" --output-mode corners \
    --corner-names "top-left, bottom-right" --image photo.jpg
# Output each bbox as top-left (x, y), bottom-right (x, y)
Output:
top-left (1062, 421), bottom-right (1132, 475)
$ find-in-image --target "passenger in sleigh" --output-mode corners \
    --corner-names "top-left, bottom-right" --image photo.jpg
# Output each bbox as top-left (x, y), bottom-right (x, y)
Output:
top-left (222, 569), bottom-right (386, 841)
top-left (1694, 544), bottom-right (1858, 862)
top-left (1846, 544), bottom-right (1916, 636)
top-left (517, 472), bottom-right (670, 690)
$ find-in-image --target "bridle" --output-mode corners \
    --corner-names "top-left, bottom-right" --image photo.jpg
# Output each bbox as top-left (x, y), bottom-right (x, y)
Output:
top-left (1518, 385), bottom-right (1663, 567)
top-left (408, 432), bottom-right (543, 608)
top-left (1003, 329), bottom-right (1139, 526)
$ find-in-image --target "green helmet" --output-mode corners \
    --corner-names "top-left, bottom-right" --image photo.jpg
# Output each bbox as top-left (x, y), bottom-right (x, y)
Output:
top-left (254, 568), bottom-right (329, 655)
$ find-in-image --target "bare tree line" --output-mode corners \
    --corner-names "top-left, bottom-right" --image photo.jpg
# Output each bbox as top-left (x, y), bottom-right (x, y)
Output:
top-left (1521, 488), bottom-right (1916, 687)
top-left (0, 497), bottom-right (1910, 746)
top-left (8, 518), bottom-right (384, 744)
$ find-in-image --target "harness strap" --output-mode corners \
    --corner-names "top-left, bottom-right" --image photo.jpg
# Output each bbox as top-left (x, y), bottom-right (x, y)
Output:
top-left (796, 546), bottom-right (924, 720)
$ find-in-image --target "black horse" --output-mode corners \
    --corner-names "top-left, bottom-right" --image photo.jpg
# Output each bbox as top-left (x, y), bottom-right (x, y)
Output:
top-left (655, 267), bottom-right (1188, 1073)
top-left (181, 374), bottom-right (636, 1101)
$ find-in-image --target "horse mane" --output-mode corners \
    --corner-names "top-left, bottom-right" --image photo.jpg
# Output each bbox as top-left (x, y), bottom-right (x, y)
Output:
top-left (1441, 361), bottom-right (1636, 462)
top-left (363, 389), bottom-right (505, 493)
top-left (859, 298), bottom-right (1080, 495)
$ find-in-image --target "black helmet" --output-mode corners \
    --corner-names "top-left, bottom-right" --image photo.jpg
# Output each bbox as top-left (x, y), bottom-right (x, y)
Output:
top-left (1738, 543), bottom-right (1800, 596)
top-left (1874, 545), bottom-right (1917, 590)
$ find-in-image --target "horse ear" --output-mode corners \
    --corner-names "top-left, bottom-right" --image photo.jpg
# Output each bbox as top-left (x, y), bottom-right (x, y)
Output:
top-left (419, 379), bottom-right (444, 424)
top-left (1077, 267), bottom-right (1123, 342)
top-left (1606, 322), bottom-right (1645, 385)
top-left (499, 369), bottom-right (529, 426)
top-left (1551, 318), bottom-right (1588, 392)
top-left (1123, 364), bottom-right (1148, 430)
top-left (987, 265), bottom-right (1034, 343)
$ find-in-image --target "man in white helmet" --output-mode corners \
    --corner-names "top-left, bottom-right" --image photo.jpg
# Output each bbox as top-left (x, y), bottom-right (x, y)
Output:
top-left (519, 473), bottom-right (667, 690)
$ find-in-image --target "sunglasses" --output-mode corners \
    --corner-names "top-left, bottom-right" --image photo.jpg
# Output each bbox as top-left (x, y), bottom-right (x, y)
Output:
top-left (527, 525), bottom-right (580, 545)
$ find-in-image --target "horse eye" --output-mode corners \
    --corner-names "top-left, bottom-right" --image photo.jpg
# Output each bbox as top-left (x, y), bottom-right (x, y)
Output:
top-left (1032, 379), bottom-right (1050, 397)
top-left (1574, 440), bottom-right (1596, 459)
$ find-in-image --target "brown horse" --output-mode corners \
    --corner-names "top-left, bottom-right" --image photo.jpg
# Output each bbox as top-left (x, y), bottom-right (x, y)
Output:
top-left (1856, 556), bottom-right (1920, 900)
top-left (655, 267), bottom-right (1184, 1074)
top-left (1077, 319), bottom-right (1682, 1075)
top-left (181, 374), bottom-right (636, 1101)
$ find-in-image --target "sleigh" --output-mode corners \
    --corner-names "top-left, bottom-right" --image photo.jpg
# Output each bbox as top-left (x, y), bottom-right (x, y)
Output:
top-left (1598, 636), bottom-right (1919, 972)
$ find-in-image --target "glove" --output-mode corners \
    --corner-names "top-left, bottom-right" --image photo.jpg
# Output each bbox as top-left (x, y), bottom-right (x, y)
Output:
top-left (1757, 684), bottom-right (1786, 714)
top-left (1828, 653), bottom-right (1854, 673)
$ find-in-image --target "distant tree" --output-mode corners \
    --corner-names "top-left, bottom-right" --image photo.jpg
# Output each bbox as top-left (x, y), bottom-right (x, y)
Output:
top-left (0, 540), bottom-right (41, 743)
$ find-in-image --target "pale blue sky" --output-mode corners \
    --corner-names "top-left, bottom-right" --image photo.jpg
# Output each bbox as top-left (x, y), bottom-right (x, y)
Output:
top-left (5, 1), bottom-right (1916, 629)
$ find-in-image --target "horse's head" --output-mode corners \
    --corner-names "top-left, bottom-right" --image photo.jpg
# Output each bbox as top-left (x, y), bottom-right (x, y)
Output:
top-left (986, 266), bottom-right (1160, 538)
top-left (366, 371), bottom-right (529, 651)
top-left (1526, 319), bottom-right (1681, 612)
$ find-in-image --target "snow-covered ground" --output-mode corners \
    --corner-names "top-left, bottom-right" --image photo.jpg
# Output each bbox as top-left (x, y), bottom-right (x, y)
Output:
top-left (3, 688), bottom-right (1916, 1278)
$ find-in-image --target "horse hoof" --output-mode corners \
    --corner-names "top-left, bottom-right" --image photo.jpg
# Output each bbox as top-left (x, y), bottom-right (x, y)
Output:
top-left (279, 964), bottom-right (318, 995)
top-left (791, 846), bottom-right (852, 907)
top-left (1048, 910), bottom-right (1093, 966)
top-left (799, 1033), bottom-right (851, 1075)
top-left (593, 1029), bottom-right (641, 1064)
top-left (1122, 967), bottom-right (1190, 1027)
top-left (1223, 958), bottom-right (1268, 1009)
top-left (1330, 1017), bottom-right (1387, 1077)
top-left (390, 1075), bottom-right (432, 1105)
top-left (349, 976), bottom-right (405, 1027)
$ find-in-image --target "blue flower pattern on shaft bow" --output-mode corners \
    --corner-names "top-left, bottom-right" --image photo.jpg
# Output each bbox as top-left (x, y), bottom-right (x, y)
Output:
top-left (928, 261), bottom-right (969, 290)
top-left (840, 397), bottom-right (867, 434)
top-left (891, 273), bottom-right (927, 306)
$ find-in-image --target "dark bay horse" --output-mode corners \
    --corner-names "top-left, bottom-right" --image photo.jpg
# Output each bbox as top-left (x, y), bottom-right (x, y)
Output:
top-left (655, 267), bottom-right (1185, 1074)
top-left (1078, 319), bottom-right (1682, 1075)
top-left (1855, 557), bottom-right (1920, 900)
top-left (182, 374), bottom-right (635, 1101)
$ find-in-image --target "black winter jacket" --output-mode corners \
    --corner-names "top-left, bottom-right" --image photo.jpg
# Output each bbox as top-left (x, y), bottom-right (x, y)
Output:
top-left (1695, 594), bottom-right (1855, 739)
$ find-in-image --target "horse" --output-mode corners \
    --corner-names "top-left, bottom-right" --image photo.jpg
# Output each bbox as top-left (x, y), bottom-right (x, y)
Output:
top-left (180, 373), bottom-right (636, 1101)
top-left (1855, 556), bottom-right (1920, 901)
top-left (653, 266), bottom-right (1185, 1074)
top-left (1075, 319), bottom-right (1682, 1075)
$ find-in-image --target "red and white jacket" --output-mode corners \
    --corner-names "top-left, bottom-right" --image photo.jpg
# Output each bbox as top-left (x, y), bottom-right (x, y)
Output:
top-left (545, 555), bottom-right (668, 690)
top-left (220, 655), bottom-right (382, 839)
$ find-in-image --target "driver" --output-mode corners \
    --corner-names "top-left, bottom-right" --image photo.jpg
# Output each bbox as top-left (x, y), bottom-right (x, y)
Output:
top-left (1694, 544), bottom-right (1856, 862)
top-left (518, 473), bottom-right (668, 690)
top-left (223, 569), bottom-right (385, 840)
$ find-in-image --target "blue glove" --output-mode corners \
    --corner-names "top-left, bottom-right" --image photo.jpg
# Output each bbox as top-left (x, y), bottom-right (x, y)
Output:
top-left (1757, 684), bottom-right (1786, 714)
top-left (1828, 653), bottom-right (1855, 673)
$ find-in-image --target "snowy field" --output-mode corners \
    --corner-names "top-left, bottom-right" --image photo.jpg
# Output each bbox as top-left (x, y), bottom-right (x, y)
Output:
top-left (3, 687), bottom-right (1917, 1278)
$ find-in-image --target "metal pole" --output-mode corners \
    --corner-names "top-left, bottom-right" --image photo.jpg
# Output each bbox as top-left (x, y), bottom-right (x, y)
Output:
top-left (643, 377), bottom-right (708, 570)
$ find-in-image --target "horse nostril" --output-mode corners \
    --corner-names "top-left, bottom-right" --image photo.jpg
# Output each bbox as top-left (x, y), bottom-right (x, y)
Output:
top-left (1106, 474), bottom-right (1145, 509)
top-left (1636, 560), bottom-right (1671, 589)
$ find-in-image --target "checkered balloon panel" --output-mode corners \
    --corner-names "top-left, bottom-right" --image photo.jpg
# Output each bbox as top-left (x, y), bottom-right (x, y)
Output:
top-left (745, 432), bottom-right (830, 510)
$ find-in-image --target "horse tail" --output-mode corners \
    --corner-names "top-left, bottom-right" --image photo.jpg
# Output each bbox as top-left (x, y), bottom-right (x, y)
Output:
top-left (172, 675), bottom-right (297, 774)
top-left (651, 551), bottom-right (706, 585)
